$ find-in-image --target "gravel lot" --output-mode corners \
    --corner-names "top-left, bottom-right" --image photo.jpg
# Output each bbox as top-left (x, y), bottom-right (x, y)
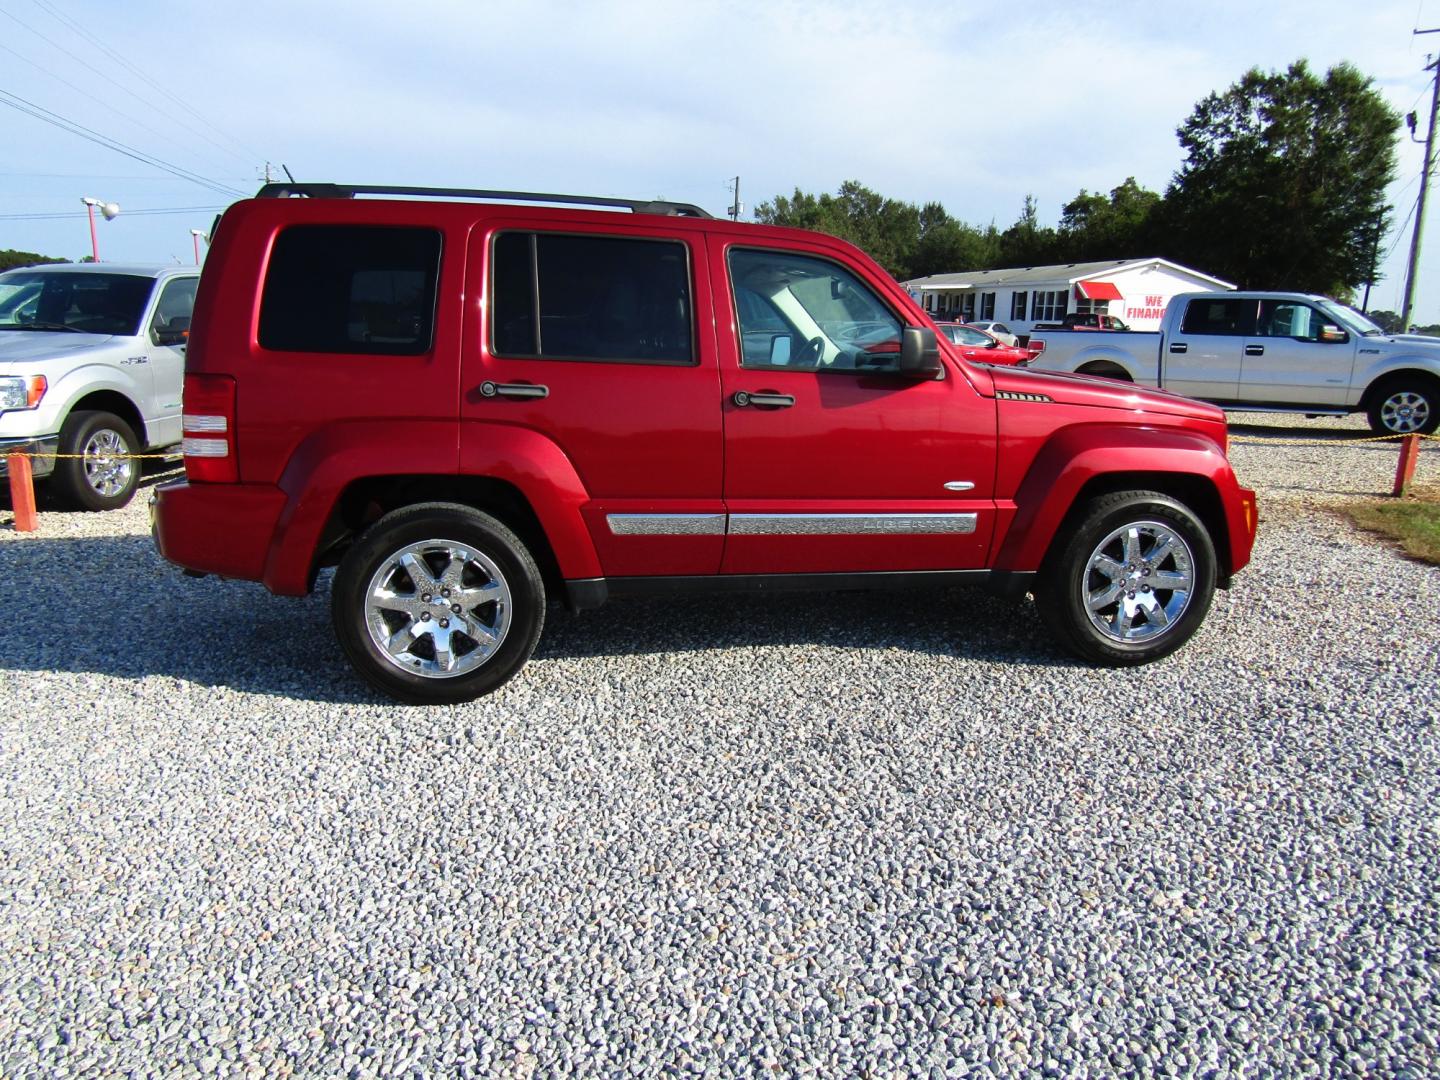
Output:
top-left (1, 415), bottom-right (1437, 1078)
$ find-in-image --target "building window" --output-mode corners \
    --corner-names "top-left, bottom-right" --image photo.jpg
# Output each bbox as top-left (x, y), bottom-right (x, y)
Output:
top-left (980, 292), bottom-right (995, 320)
top-left (1032, 289), bottom-right (1068, 322)
top-left (1011, 292), bottom-right (1027, 320)
top-left (1074, 298), bottom-right (1111, 316)
top-left (961, 292), bottom-right (976, 321)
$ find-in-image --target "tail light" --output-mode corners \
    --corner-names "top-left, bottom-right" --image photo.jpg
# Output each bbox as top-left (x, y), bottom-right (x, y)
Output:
top-left (1027, 339), bottom-right (1046, 354)
top-left (182, 374), bottom-right (237, 483)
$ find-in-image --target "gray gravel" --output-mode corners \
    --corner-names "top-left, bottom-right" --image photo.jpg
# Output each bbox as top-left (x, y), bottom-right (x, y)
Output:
top-left (1, 415), bottom-right (1437, 1078)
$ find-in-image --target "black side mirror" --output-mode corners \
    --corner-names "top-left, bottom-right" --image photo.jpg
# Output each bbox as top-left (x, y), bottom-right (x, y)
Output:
top-left (153, 315), bottom-right (190, 347)
top-left (898, 326), bottom-right (941, 378)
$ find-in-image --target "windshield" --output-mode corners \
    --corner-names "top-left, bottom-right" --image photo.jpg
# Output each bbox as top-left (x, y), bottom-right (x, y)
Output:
top-left (1315, 298), bottom-right (1383, 337)
top-left (0, 271), bottom-right (155, 335)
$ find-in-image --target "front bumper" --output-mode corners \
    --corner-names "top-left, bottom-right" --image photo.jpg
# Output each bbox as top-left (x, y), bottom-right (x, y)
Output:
top-left (0, 434), bottom-right (59, 478)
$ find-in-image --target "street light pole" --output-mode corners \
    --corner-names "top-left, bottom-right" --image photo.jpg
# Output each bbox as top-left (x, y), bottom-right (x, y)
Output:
top-left (190, 229), bottom-right (206, 265)
top-left (80, 196), bottom-right (120, 262)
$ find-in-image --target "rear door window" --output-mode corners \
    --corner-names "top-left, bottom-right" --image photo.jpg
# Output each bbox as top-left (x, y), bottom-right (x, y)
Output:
top-left (259, 226), bottom-right (441, 355)
top-left (490, 232), bottom-right (694, 364)
top-left (1179, 298), bottom-right (1258, 336)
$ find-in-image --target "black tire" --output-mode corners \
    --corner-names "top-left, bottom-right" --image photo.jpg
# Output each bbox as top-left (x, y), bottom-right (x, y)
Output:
top-left (53, 410), bottom-right (141, 511)
top-left (1034, 491), bottom-right (1217, 666)
top-left (1366, 377), bottom-right (1439, 435)
top-left (332, 503), bottom-right (545, 704)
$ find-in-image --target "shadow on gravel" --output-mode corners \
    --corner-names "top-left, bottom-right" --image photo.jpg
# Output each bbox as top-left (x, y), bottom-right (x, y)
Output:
top-left (0, 529), bottom-right (1066, 702)
top-left (0, 461), bottom-right (182, 519)
top-left (1226, 423), bottom-right (1384, 442)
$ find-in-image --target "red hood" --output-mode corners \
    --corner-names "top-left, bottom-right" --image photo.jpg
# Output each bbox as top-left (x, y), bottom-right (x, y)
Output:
top-left (988, 365), bottom-right (1225, 423)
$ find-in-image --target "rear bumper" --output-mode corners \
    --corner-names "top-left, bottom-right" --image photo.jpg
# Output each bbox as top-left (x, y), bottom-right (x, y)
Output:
top-left (0, 435), bottom-right (59, 478)
top-left (151, 478), bottom-right (288, 585)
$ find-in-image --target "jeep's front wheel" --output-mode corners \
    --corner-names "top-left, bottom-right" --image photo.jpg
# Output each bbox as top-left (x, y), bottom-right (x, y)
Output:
top-left (332, 503), bottom-right (545, 704)
top-left (1035, 491), bottom-right (1216, 665)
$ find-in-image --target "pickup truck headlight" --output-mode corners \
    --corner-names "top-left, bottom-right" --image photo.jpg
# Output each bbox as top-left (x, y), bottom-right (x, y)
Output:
top-left (0, 376), bottom-right (47, 410)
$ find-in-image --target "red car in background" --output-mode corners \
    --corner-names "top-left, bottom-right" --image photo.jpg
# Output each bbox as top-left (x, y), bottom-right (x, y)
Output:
top-left (936, 322), bottom-right (1033, 365)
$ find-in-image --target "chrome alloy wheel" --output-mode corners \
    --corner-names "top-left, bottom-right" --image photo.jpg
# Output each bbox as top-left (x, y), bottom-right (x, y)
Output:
top-left (1083, 520), bottom-right (1195, 644)
top-left (82, 428), bottom-right (134, 498)
top-left (363, 539), bottom-right (512, 678)
top-left (1378, 391), bottom-right (1431, 434)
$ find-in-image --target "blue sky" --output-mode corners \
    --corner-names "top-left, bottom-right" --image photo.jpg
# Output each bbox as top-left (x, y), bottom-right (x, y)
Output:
top-left (2, 0), bottom-right (1439, 319)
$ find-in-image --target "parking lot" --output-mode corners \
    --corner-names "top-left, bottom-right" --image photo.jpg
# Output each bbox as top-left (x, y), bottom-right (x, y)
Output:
top-left (1, 415), bottom-right (1437, 1077)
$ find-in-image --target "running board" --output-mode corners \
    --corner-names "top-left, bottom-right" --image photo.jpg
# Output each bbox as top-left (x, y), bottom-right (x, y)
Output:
top-left (1216, 404), bottom-right (1350, 416)
top-left (564, 569), bottom-right (1034, 612)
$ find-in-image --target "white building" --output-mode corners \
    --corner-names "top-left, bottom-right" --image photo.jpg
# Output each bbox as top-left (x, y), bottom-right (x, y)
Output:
top-left (902, 257), bottom-right (1235, 336)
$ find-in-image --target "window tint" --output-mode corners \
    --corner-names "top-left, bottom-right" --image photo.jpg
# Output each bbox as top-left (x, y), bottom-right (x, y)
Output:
top-left (729, 248), bottom-right (903, 373)
top-left (1179, 298), bottom-right (1257, 336)
top-left (1258, 301), bottom-right (1322, 340)
top-left (0, 272), bottom-right (153, 335)
top-left (152, 277), bottom-right (197, 330)
top-left (259, 226), bottom-right (441, 355)
top-left (491, 233), bottom-right (693, 364)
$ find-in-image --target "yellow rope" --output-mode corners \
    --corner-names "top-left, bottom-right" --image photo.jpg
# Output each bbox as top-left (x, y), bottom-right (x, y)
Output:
top-left (3, 451), bottom-right (174, 460)
top-left (1230, 432), bottom-right (1439, 447)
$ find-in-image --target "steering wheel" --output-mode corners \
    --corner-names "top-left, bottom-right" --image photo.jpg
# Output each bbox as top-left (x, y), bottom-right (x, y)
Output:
top-left (794, 335), bottom-right (825, 368)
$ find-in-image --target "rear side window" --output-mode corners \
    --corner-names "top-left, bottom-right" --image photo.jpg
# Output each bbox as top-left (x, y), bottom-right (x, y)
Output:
top-left (259, 226), bottom-right (441, 355)
top-left (491, 232), bottom-right (694, 364)
top-left (1180, 298), bottom-right (1257, 336)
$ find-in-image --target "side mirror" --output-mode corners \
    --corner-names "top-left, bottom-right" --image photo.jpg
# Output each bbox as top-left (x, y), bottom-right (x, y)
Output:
top-left (1320, 325), bottom-right (1348, 344)
top-left (153, 316), bottom-right (190, 347)
top-left (768, 335), bottom-right (792, 366)
top-left (898, 326), bottom-right (941, 378)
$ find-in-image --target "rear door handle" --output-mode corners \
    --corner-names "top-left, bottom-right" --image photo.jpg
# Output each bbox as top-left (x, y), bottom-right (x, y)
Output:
top-left (732, 391), bottom-right (795, 408)
top-left (1169, 343), bottom-right (1188, 354)
top-left (479, 380), bottom-right (549, 400)
top-left (1244, 345), bottom-right (1265, 356)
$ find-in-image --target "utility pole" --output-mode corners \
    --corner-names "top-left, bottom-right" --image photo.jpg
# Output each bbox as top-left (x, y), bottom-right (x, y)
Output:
top-left (728, 176), bottom-right (741, 221)
top-left (1401, 39), bottom-right (1440, 328)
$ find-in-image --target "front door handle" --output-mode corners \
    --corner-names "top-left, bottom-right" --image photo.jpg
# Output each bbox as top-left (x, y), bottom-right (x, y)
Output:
top-left (1244, 344), bottom-right (1265, 356)
top-left (479, 380), bottom-right (549, 400)
top-left (1169, 342), bottom-right (1188, 354)
top-left (733, 390), bottom-right (795, 408)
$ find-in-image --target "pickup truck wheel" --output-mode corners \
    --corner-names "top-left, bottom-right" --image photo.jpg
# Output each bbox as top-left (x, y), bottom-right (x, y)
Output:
top-left (1367, 380), bottom-right (1438, 435)
top-left (1036, 491), bottom-right (1216, 666)
top-left (54, 410), bottom-right (141, 511)
top-left (332, 503), bottom-right (545, 704)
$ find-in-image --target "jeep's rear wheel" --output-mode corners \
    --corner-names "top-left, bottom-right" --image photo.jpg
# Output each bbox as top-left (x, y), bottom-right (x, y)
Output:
top-left (332, 503), bottom-right (545, 704)
top-left (1035, 491), bottom-right (1216, 665)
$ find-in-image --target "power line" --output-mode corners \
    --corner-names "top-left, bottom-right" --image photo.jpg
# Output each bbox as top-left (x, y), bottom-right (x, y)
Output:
top-left (0, 89), bottom-right (247, 198)
top-left (0, 3), bottom-right (254, 172)
top-left (0, 39), bottom-right (232, 173)
top-left (31, 0), bottom-right (265, 163)
top-left (0, 205), bottom-right (223, 221)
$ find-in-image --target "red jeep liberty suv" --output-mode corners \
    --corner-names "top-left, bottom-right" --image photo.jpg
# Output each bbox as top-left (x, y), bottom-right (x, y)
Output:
top-left (152, 184), bottom-right (1258, 704)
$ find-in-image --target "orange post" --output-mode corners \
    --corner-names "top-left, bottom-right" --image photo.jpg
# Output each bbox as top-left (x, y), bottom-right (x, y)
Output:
top-left (7, 454), bottom-right (38, 532)
top-left (1392, 434), bottom-right (1421, 497)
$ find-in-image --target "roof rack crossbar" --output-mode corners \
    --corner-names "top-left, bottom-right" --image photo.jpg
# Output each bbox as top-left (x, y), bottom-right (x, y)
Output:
top-left (253, 183), bottom-right (713, 219)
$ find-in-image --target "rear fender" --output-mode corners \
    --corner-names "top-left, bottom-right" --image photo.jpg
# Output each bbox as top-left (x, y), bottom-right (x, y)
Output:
top-left (261, 420), bottom-right (600, 594)
top-left (992, 424), bottom-right (1253, 576)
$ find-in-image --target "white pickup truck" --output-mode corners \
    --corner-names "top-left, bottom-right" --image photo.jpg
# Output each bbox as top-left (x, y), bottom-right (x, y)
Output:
top-left (0, 263), bottom-right (198, 509)
top-left (1025, 291), bottom-right (1440, 435)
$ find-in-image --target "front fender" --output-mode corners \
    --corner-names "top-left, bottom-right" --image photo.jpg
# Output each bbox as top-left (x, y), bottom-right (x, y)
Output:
top-left (992, 424), bottom-right (1253, 575)
top-left (0, 360), bottom-right (147, 441)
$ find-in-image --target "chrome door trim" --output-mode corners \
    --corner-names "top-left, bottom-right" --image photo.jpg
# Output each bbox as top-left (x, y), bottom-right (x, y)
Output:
top-left (728, 513), bottom-right (977, 535)
top-left (607, 514), bottom-right (727, 536)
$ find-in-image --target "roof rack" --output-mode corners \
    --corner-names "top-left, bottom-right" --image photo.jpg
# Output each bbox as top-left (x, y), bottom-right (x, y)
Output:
top-left (253, 183), bottom-right (713, 219)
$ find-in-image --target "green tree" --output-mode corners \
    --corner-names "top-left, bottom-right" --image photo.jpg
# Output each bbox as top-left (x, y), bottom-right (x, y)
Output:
top-left (1058, 178), bottom-right (1162, 262)
top-left (755, 181), bottom-right (922, 277)
top-left (1163, 60), bottom-right (1400, 294)
top-left (1367, 309), bottom-right (1403, 333)
top-left (996, 195), bottom-right (1062, 267)
top-left (0, 249), bottom-right (67, 272)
